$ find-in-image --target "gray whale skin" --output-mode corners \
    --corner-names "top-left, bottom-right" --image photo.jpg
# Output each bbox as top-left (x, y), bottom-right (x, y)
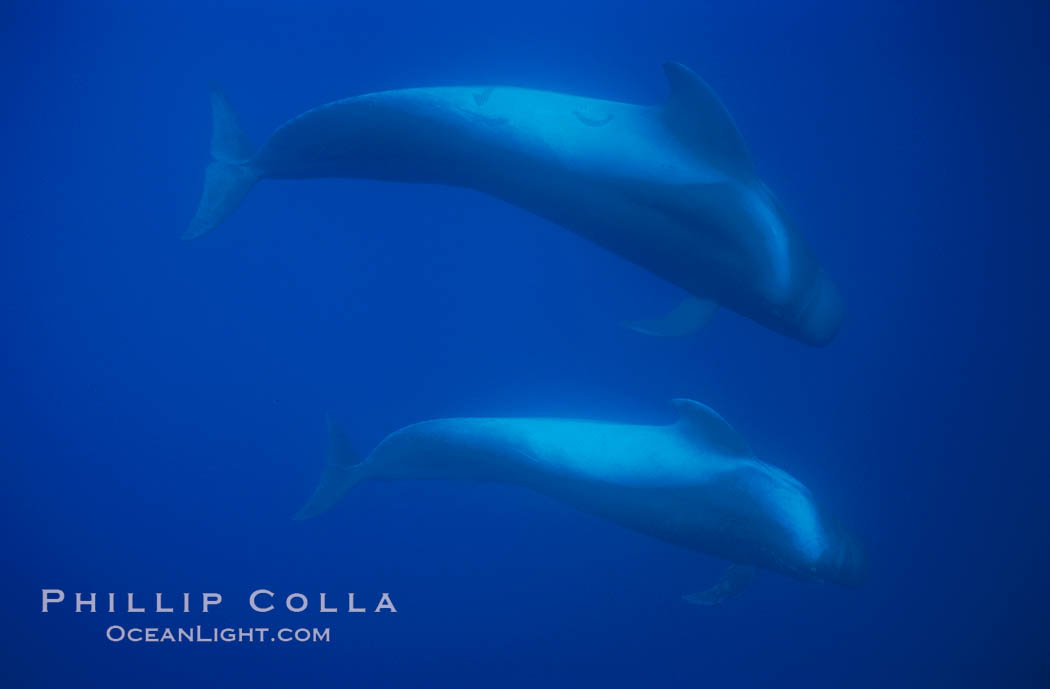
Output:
top-left (187, 63), bottom-right (843, 345)
top-left (296, 400), bottom-right (866, 603)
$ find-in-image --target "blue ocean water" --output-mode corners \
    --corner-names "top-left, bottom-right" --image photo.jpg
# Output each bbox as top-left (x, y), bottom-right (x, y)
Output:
top-left (3, 1), bottom-right (1048, 686)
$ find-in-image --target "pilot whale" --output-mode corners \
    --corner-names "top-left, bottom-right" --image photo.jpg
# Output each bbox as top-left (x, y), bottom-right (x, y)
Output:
top-left (187, 63), bottom-right (842, 345)
top-left (295, 400), bottom-right (866, 602)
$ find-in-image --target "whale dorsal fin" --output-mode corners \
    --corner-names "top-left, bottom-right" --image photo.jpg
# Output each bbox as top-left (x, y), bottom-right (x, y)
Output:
top-left (662, 62), bottom-right (752, 176)
top-left (671, 399), bottom-right (753, 457)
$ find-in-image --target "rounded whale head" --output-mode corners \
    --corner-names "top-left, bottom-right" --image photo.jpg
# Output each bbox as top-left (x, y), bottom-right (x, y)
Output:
top-left (707, 183), bottom-right (844, 346)
top-left (736, 460), bottom-right (866, 588)
top-left (811, 513), bottom-right (867, 587)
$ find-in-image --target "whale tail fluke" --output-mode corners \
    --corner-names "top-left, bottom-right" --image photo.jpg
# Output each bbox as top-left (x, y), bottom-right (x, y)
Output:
top-left (294, 414), bottom-right (368, 520)
top-left (183, 84), bottom-right (259, 240)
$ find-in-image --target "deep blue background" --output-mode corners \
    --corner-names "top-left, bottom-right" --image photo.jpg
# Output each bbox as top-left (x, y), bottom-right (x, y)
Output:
top-left (3, 1), bottom-right (1048, 686)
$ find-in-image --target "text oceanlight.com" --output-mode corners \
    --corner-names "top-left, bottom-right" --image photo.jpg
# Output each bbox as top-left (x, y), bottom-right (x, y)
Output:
top-left (105, 625), bottom-right (330, 643)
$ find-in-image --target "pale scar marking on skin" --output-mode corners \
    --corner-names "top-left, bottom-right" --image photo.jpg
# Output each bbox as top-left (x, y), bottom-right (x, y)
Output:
top-left (456, 107), bottom-right (509, 127)
top-left (573, 109), bottom-right (614, 127)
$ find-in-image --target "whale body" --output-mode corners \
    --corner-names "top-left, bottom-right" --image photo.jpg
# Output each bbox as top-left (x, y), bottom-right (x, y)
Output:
top-left (296, 400), bottom-right (866, 601)
top-left (187, 64), bottom-right (843, 345)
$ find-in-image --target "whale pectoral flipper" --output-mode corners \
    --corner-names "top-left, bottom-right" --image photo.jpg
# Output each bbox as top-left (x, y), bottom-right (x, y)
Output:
top-left (184, 84), bottom-right (260, 240)
top-left (683, 564), bottom-right (755, 606)
top-left (294, 414), bottom-right (367, 520)
top-left (624, 296), bottom-right (718, 337)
